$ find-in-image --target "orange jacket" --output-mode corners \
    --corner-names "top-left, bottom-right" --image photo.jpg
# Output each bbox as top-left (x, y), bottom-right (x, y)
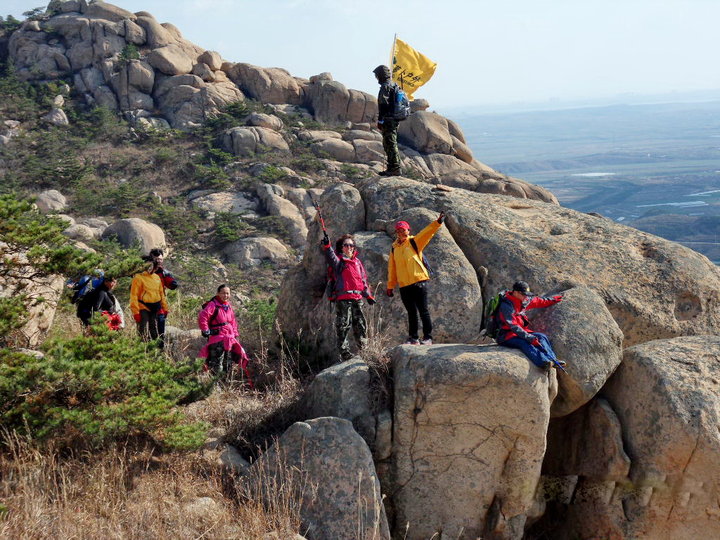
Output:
top-left (129, 271), bottom-right (168, 317)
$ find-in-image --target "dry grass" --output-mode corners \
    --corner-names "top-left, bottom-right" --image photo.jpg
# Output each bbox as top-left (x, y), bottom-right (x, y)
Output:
top-left (0, 432), bottom-right (304, 539)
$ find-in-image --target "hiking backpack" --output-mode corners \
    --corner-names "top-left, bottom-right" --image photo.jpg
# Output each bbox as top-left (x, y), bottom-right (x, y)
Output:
top-left (391, 83), bottom-right (411, 121)
top-left (69, 274), bottom-right (104, 305)
top-left (481, 290), bottom-right (509, 340)
top-left (392, 238), bottom-right (433, 277)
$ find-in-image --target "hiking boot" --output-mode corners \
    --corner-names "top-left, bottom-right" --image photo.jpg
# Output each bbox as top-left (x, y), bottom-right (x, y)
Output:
top-left (379, 169), bottom-right (402, 177)
top-left (404, 338), bottom-right (420, 345)
top-left (554, 360), bottom-right (567, 368)
top-left (420, 338), bottom-right (433, 345)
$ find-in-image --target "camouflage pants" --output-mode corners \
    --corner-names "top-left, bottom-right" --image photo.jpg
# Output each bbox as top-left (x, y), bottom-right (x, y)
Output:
top-left (335, 299), bottom-right (368, 361)
top-left (381, 120), bottom-right (401, 172)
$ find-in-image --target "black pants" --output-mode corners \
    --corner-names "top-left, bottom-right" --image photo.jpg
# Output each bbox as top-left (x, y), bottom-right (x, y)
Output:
top-left (399, 281), bottom-right (432, 340)
top-left (138, 310), bottom-right (164, 348)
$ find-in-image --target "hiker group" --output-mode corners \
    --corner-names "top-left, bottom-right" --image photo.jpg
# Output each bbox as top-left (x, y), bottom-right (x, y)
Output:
top-left (319, 207), bottom-right (566, 371)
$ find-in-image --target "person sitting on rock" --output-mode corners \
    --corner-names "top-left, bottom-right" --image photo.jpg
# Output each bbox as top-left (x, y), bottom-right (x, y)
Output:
top-left (496, 281), bottom-right (565, 369)
top-left (149, 248), bottom-right (178, 340)
top-left (130, 256), bottom-right (168, 346)
top-left (76, 275), bottom-right (119, 329)
top-left (322, 233), bottom-right (376, 362)
top-left (197, 284), bottom-right (252, 384)
top-left (373, 64), bottom-right (402, 176)
top-left (386, 212), bottom-right (444, 345)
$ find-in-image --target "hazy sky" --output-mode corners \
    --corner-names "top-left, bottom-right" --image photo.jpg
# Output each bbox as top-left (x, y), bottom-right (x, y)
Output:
top-left (5, 0), bottom-right (720, 109)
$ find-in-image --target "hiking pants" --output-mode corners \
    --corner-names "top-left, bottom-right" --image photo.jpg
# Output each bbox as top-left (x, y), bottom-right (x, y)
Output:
top-left (138, 310), bottom-right (164, 348)
top-left (335, 299), bottom-right (368, 360)
top-left (381, 120), bottom-right (401, 172)
top-left (399, 281), bottom-right (432, 341)
top-left (500, 332), bottom-right (557, 368)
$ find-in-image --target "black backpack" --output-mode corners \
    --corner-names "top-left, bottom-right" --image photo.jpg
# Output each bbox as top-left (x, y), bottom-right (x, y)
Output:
top-left (391, 83), bottom-right (411, 121)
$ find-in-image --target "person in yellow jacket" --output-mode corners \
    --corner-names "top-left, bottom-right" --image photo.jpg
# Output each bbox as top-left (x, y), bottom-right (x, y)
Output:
top-left (130, 257), bottom-right (169, 346)
top-left (386, 212), bottom-right (445, 345)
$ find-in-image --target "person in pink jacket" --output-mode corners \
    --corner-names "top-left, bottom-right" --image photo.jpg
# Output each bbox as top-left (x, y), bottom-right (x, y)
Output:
top-left (197, 284), bottom-right (252, 384)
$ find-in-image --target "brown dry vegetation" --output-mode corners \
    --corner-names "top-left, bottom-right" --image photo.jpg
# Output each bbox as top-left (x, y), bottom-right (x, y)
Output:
top-left (0, 432), bottom-right (305, 539)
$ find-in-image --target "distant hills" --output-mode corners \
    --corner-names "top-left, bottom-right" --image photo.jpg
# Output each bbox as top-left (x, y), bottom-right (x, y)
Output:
top-left (445, 100), bottom-right (720, 263)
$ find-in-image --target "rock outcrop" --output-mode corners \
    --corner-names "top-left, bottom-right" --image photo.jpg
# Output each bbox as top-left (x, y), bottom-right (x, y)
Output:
top-left (391, 344), bottom-right (557, 539)
top-left (248, 417), bottom-right (390, 540)
top-left (101, 217), bottom-right (166, 254)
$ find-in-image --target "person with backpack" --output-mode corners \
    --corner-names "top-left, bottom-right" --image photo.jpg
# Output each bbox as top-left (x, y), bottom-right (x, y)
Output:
top-left (494, 281), bottom-right (565, 370)
top-left (321, 233), bottom-right (376, 362)
top-left (130, 256), bottom-right (168, 346)
top-left (373, 64), bottom-right (409, 177)
top-left (197, 284), bottom-right (252, 383)
top-left (148, 248), bottom-right (178, 339)
top-left (386, 213), bottom-right (445, 345)
top-left (76, 275), bottom-right (119, 328)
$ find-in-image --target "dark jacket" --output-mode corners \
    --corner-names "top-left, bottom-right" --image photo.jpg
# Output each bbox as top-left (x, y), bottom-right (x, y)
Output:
top-left (497, 291), bottom-right (561, 343)
top-left (323, 245), bottom-right (373, 302)
top-left (377, 81), bottom-right (397, 123)
top-left (77, 283), bottom-right (116, 322)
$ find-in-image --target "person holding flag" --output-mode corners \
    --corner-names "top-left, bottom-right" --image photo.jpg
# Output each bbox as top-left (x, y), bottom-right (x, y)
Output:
top-left (373, 36), bottom-right (437, 177)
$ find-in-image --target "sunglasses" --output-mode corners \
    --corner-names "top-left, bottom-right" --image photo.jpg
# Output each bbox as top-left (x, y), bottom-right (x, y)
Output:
top-left (342, 243), bottom-right (355, 248)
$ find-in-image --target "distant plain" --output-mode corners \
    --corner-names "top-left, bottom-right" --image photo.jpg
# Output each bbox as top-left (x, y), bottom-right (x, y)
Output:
top-left (447, 101), bottom-right (720, 263)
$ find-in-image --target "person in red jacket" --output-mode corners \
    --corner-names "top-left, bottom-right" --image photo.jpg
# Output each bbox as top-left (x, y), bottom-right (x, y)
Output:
top-left (497, 281), bottom-right (565, 369)
top-left (322, 233), bottom-right (376, 362)
top-left (197, 284), bottom-right (252, 384)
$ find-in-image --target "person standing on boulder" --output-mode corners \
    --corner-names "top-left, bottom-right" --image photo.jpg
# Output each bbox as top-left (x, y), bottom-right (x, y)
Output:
top-left (496, 281), bottom-right (565, 369)
top-left (373, 64), bottom-right (402, 176)
top-left (149, 248), bottom-right (178, 340)
top-left (130, 256), bottom-right (168, 346)
top-left (386, 213), bottom-right (444, 345)
top-left (322, 233), bottom-right (376, 362)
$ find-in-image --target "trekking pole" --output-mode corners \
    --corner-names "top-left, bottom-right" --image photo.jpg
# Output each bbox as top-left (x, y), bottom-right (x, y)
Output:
top-left (309, 195), bottom-right (329, 244)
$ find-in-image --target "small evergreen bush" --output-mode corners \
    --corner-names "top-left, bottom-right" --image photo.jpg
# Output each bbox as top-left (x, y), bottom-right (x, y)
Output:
top-left (0, 323), bottom-right (209, 451)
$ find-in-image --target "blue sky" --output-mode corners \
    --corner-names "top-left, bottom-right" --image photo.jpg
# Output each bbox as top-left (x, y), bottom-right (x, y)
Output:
top-left (5, 0), bottom-right (720, 109)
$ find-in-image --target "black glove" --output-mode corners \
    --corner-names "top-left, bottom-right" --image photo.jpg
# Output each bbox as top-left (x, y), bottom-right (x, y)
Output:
top-left (437, 211), bottom-right (445, 224)
top-left (321, 235), bottom-right (330, 247)
top-left (367, 297), bottom-right (376, 306)
top-left (201, 329), bottom-right (211, 338)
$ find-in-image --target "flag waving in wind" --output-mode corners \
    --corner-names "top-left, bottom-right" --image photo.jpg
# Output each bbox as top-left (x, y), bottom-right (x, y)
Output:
top-left (391, 36), bottom-right (437, 101)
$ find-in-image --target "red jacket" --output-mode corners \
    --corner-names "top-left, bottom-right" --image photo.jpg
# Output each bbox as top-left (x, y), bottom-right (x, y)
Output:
top-left (323, 245), bottom-right (373, 302)
top-left (497, 291), bottom-right (561, 343)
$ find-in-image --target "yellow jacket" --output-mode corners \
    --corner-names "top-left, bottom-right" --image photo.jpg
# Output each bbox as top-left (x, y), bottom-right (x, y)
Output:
top-left (129, 271), bottom-right (168, 316)
top-left (387, 220), bottom-right (442, 289)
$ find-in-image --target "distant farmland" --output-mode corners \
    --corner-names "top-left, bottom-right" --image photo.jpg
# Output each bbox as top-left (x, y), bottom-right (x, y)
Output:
top-left (447, 101), bottom-right (720, 263)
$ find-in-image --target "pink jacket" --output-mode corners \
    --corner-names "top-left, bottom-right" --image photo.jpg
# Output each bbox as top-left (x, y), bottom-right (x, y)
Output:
top-left (197, 297), bottom-right (247, 361)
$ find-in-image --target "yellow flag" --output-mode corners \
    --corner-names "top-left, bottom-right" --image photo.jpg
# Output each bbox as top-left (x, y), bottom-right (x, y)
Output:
top-left (391, 37), bottom-right (437, 101)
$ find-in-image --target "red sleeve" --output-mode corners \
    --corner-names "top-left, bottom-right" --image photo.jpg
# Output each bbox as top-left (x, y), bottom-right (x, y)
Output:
top-left (527, 296), bottom-right (560, 310)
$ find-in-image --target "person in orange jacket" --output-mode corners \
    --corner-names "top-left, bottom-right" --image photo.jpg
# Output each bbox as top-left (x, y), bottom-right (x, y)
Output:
top-left (130, 257), bottom-right (168, 346)
top-left (386, 212), bottom-right (444, 345)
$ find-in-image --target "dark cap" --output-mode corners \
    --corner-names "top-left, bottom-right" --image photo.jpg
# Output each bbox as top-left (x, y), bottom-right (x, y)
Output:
top-left (373, 65), bottom-right (391, 81)
top-left (512, 281), bottom-right (533, 295)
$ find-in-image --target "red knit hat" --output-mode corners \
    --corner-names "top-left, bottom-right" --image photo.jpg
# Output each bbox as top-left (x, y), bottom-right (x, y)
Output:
top-left (395, 221), bottom-right (410, 230)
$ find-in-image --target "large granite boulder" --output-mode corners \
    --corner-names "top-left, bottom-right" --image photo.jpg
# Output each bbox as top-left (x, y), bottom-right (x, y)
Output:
top-left (247, 417), bottom-right (390, 540)
top-left (391, 344), bottom-right (557, 539)
top-left (357, 177), bottom-right (720, 346)
top-left (35, 189), bottom-right (67, 213)
top-left (221, 237), bottom-right (291, 268)
top-left (101, 217), bottom-right (166, 254)
top-left (600, 336), bottom-right (720, 539)
top-left (226, 63), bottom-right (305, 105)
top-left (529, 286), bottom-right (624, 417)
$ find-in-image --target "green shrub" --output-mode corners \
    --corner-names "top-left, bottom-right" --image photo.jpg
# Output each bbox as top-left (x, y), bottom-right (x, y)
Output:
top-left (0, 324), bottom-right (209, 450)
top-left (242, 298), bottom-right (277, 334)
top-left (215, 212), bottom-right (252, 243)
top-left (256, 164), bottom-right (286, 183)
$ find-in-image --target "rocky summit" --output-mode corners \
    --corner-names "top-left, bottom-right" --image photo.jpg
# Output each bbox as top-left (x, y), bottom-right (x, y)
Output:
top-left (2, 2), bottom-right (720, 539)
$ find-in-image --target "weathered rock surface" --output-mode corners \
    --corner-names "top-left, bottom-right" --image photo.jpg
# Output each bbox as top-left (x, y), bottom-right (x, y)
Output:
top-left (255, 184), bottom-right (307, 247)
top-left (221, 237), bottom-right (291, 268)
top-left (600, 336), bottom-right (720, 539)
top-left (248, 417), bottom-right (390, 540)
top-left (101, 217), bottom-right (166, 254)
top-left (391, 344), bottom-right (557, 539)
top-left (35, 189), bottom-right (67, 213)
top-left (529, 286), bottom-right (624, 417)
top-left (358, 177), bottom-right (720, 346)
top-left (189, 191), bottom-right (258, 215)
